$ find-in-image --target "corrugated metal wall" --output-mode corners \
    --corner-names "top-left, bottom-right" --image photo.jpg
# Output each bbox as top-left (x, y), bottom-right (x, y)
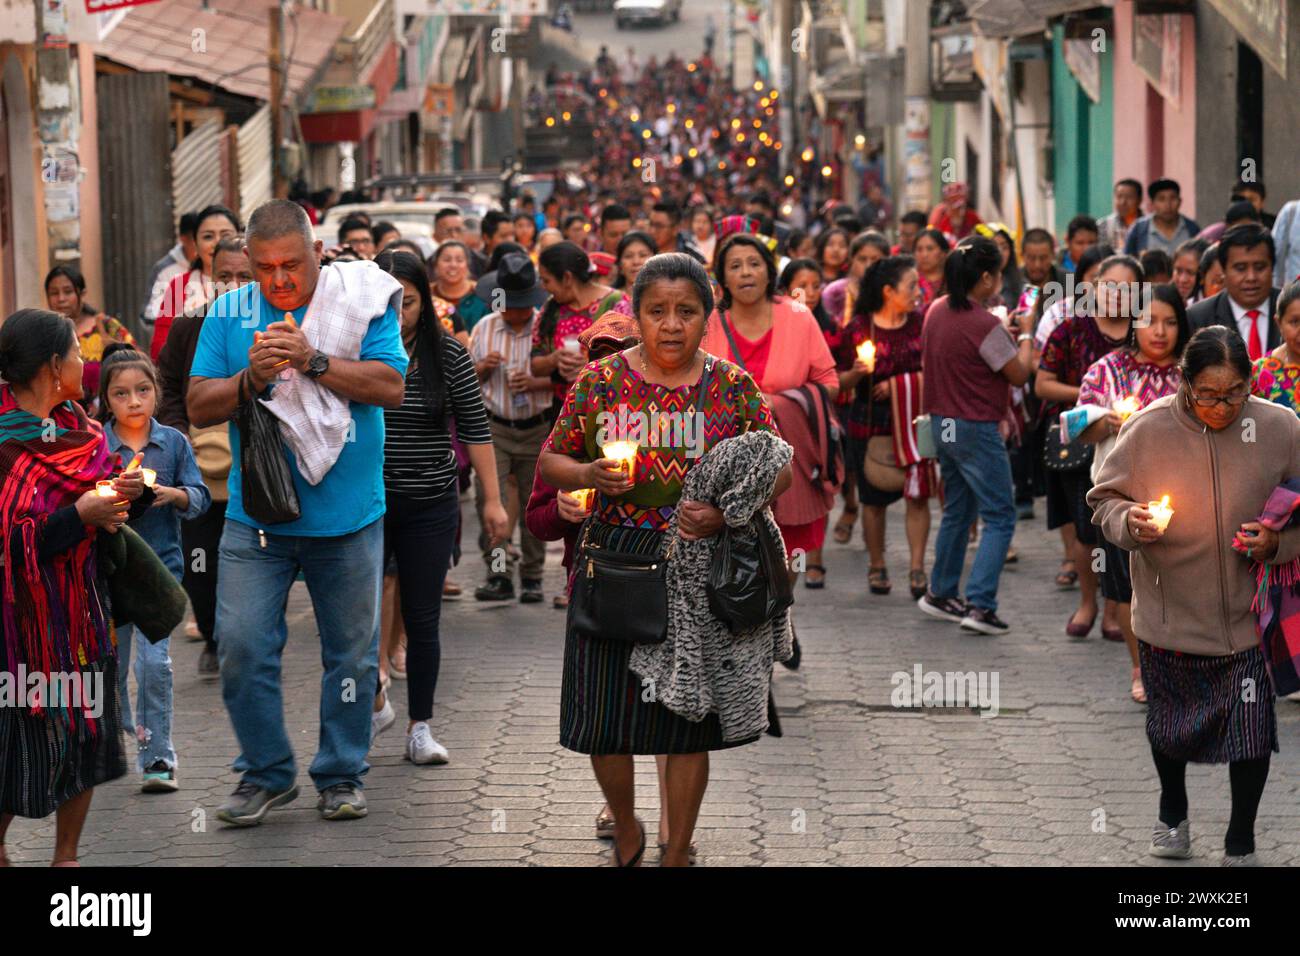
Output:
top-left (171, 119), bottom-right (224, 229)
top-left (238, 105), bottom-right (272, 221)
top-left (96, 72), bottom-right (173, 340)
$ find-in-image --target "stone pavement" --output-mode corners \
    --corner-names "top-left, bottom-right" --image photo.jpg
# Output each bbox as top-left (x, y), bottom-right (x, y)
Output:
top-left (6, 500), bottom-right (1300, 866)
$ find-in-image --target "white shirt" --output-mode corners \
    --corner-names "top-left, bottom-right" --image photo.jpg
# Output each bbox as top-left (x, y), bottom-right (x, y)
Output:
top-left (467, 312), bottom-right (552, 421)
top-left (1230, 295), bottom-right (1271, 352)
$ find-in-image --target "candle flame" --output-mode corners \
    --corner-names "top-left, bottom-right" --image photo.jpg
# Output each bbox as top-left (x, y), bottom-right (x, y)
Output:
top-left (1159, 495), bottom-right (1169, 510)
top-left (1113, 395), bottom-right (1139, 419)
top-left (601, 441), bottom-right (638, 462)
top-left (856, 340), bottom-right (876, 370)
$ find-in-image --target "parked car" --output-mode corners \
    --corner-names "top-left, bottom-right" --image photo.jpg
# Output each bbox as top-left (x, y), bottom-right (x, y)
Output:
top-left (319, 203), bottom-right (440, 258)
top-left (614, 0), bottom-right (680, 28)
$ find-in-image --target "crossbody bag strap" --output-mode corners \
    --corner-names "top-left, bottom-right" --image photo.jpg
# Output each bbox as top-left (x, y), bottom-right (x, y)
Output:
top-left (720, 311), bottom-right (746, 371)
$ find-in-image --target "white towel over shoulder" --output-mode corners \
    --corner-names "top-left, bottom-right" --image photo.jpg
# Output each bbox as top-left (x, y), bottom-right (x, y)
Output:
top-left (261, 260), bottom-right (403, 484)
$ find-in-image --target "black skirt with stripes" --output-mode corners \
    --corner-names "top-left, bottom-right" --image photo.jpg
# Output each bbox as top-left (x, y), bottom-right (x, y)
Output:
top-left (0, 652), bottom-right (126, 819)
top-left (1139, 641), bottom-right (1279, 764)
top-left (559, 522), bottom-right (749, 755)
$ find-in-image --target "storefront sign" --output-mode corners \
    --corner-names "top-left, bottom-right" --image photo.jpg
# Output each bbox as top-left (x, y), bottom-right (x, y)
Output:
top-left (84, 0), bottom-right (162, 13)
top-left (304, 85), bottom-right (377, 114)
top-left (1205, 0), bottom-right (1286, 77)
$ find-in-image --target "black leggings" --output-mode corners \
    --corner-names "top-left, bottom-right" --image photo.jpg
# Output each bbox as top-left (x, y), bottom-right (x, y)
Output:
top-left (383, 488), bottom-right (460, 723)
top-left (1151, 745), bottom-right (1270, 856)
top-left (181, 499), bottom-right (227, 650)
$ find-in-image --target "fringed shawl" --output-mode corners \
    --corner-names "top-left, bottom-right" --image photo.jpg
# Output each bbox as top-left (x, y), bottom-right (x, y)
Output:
top-left (1235, 478), bottom-right (1300, 696)
top-left (0, 386), bottom-right (116, 723)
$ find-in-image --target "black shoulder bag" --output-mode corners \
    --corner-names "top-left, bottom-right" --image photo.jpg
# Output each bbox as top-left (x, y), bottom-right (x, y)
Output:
top-left (235, 369), bottom-right (301, 524)
top-left (570, 358), bottom-right (712, 644)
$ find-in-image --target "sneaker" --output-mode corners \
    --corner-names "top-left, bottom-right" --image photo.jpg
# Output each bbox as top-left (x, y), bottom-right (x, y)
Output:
top-left (198, 646), bottom-right (219, 679)
top-left (216, 781), bottom-right (299, 827)
top-left (141, 760), bottom-right (179, 794)
top-left (520, 578), bottom-right (544, 604)
top-left (1148, 819), bottom-right (1191, 859)
top-left (960, 606), bottom-right (1009, 635)
top-left (917, 592), bottom-right (968, 623)
top-left (475, 575), bottom-right (515, 601)
top-left (1221, 852), bottom-right (1257, 867)
top-left (317, 782), bottom-right (367, 820)
top-left (406, 721), bottom-right (450, 765)
top-left (371, 694), bottom-right (396, 742)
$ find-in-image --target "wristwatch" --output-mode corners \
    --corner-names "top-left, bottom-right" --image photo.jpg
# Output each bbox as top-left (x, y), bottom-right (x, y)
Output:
top-left (1016, 333), bottom-right (1033, 344)
top-left (304, 350), bottom-right (330, 379)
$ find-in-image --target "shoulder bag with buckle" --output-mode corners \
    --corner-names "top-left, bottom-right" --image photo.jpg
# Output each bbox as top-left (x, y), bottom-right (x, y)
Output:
top-left (1044, 421), bottom-right (1094, 473)
top-left (570, 357), bottom-right (714, 645)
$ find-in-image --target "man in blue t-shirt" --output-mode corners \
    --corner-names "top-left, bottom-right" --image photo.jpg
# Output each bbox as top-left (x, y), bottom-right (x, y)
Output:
top-left (188, 199), bottom-right (408, 827)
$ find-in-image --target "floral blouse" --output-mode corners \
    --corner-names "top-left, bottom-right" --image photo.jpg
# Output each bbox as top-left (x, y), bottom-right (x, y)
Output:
top-left (543, 352), bottom-right (773, 531)
top-left (1251, 356), bottom-right (1300, 414)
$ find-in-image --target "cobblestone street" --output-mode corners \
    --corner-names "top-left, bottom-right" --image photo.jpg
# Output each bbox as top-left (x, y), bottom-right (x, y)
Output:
top-left (7, 504), bottom-right (1299, 867)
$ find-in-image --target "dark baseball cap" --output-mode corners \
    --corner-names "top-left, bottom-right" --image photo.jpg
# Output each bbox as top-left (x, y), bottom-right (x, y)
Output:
top-left (475, 252), bottom-right (548, 310)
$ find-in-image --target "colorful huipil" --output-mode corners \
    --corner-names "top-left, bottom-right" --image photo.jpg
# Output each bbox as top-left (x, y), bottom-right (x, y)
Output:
top-left (1251, 355), bottom-right (1300, 414)
top-left (531, 291), bottom-right (632, 401)
top-left (543, 352), bottom-right (774, 531)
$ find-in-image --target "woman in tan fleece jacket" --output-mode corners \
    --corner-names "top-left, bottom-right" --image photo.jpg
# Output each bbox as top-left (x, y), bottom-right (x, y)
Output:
top-left (1089, 325), bottom-right (1300, 866)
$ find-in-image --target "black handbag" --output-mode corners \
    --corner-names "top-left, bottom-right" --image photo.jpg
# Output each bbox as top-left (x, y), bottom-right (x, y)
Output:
top-left (235, 370), bottom-right (301, 525)
top-left (571, 522), bottom-right (672, 644)
top-left (707, 516), bottom-right (794, 634)
top-left (1043, 422), bottom-right (1094, 473)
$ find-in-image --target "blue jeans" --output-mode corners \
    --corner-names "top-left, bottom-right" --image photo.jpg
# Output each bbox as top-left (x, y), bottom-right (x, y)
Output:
top-left (117, 626), bottom-right (176, 771)
top-left (216, 518), bottom-right (383, 793)
top-left (929, 417), bottom-right (1017, 612)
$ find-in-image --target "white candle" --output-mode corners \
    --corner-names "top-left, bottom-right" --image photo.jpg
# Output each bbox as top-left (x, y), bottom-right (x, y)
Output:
top-left (96, 480), bottom-right (117, 498)
top-left (1148, 495), bottom-right (1174, 534)
top-left (562, 336), bottom-right (581, 353)
top-left (601, 441), bottom-right (638, 482)
top-left (141, 468), bottom-right (157, 488)
top-left (572, 488), bottom-right (595, 510)
top-left (856, 339), bottom-right (876, 373)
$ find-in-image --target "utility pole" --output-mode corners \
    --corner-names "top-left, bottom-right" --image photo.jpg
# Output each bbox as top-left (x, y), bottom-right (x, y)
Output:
top-left (34, 0), bottom-right (80, 272)
top-left (901, 0), bottom-right (931, 212)
top-left (269, 4), bottom-right (288, 198)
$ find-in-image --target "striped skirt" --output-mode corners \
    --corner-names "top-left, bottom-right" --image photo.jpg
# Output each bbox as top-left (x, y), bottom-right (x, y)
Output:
top-left (1139, 641), bottom-right (1279, 764)
top-left (559, 521), bottom-right (741, 755)
top-left (0, 655), bottom-right (127, 818)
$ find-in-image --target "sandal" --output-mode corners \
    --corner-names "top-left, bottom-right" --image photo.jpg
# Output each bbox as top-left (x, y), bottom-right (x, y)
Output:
top-left (804, 564), bottom-right (827, 589)
top-left (1055, 559), bottom-right (1078, 589)
top-left (868, 567), bottom-right (891, 595)
top-left (657, 841), bottom-right (698, 865)
top-left (612, 820), bottom-right (646, 867)
top-left (1005, 548), bottom-right (1018, 564)
top-left (908, 569), bottom-right (927, 600)
top-left (1131, 667), bottom-right (1147, 705)
top-left (833, 506), bottom-right (858, 544)
top-left (595, 805), bottom-right (616, 840)
top-left (553, 593), bottom-right (569, 610)
top-left (442, 580), bottom-right (462, 599)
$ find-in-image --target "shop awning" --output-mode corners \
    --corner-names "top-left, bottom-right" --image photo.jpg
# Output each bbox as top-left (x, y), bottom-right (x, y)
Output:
top-left (967, 0), bottom-right (1112, 37)
top-left (96, 0), bottom-right (348, 103)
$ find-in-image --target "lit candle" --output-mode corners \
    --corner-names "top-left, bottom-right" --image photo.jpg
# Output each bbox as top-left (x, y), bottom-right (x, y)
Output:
top-left (96, 480), bottom-right (117, 498)
top-left (562, 336), bottom-right (581, 353)
top-left (856, 339), bottom-right (876, 373)
top-left (124, 451), bottom-right (144, 472)
top-left (601, 441), bottom-right (638, 482)
top-left (572, 488), bottom-right (595, 510)
top-left (141, 468), bottom-right (157, 488)
top-left (1148, 495), bottom-right (1174, 534)
top-left (1113, 396), bottom-right (1140, 421)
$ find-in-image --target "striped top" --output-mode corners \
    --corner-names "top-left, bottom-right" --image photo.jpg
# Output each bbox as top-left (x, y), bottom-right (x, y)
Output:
top-left (383, 335), bottom-right (491, 500)
top-left (468, 312), bottom-right (553, 420)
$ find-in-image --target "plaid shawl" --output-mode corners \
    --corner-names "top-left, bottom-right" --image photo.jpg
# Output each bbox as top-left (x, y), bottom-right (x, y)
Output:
top-left (1235, 478), bottom-right (1300, 695)
top-left (0, 386), bottom-right (116, 721)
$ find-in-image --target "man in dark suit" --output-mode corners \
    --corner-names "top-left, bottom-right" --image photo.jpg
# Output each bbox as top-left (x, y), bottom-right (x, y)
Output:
top-left (1187, 224), bottom-right (1282, 360)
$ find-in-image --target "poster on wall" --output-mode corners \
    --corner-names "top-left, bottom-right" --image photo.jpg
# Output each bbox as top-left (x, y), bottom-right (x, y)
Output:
top-left (1134, 14), bottom-right (1181, 107)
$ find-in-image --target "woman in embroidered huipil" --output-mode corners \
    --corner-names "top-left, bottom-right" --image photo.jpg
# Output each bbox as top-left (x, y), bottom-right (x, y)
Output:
top-left (1078, 284), bottom-right (1189, 704)
top-left (539, 253), bottom-right (789, 868)
top-left (1251, 282), bottom-right (1300, 417)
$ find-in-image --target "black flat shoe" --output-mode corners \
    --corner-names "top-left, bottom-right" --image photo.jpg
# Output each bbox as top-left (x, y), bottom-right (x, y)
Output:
top-left (613, 820), bottom-right (646, 867)
top-left (803, 564), bottom-right (826, 589)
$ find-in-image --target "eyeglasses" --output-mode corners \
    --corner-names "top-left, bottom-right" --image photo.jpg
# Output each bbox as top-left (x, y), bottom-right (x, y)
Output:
top-left (1189, 389), bottom-right (1248, 408)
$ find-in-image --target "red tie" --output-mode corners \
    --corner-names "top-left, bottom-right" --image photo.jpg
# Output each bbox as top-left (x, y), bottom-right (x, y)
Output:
top-left (1246, 310), bottom-right (1263, 361)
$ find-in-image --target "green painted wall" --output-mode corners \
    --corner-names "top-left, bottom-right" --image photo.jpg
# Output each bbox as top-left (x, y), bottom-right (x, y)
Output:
top-left (1050, 24), bottom-right (1113, 238)
top-left (929, 100), bottom-right (954, 207)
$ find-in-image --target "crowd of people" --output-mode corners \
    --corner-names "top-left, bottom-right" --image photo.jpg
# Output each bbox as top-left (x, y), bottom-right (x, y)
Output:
top-left (4, 41), bottom-right (1300, 870)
